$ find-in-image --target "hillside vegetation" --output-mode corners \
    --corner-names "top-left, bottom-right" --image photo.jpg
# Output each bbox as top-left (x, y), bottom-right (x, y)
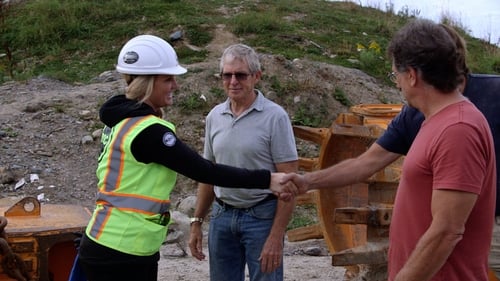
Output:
top-left (1, 0), bottom-right (499, 85)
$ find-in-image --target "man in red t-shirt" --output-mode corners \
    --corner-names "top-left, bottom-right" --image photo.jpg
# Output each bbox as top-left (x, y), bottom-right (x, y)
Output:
top-left (283, 19), bottom-right (496, 281)
top-left (384, 19), bottom-right (496, 281)
top-left (389, 102), bottom-right (495, 280)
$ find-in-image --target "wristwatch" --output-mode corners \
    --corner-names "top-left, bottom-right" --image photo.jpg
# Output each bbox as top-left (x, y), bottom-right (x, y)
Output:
top-left (190, 217), bottom-right (204, 224)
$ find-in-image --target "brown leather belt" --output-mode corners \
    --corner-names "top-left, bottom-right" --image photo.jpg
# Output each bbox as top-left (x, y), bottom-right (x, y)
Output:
top-left (215, 194), bottom-right (276, 209)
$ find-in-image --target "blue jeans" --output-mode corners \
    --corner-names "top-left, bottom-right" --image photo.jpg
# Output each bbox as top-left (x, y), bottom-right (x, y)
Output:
top-left (208, 199), bottom-right (283, 281)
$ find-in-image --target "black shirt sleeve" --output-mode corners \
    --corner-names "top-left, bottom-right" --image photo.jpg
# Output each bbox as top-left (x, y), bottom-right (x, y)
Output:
top-left (131, 123), bottom-right (270, 188)
top-left (376, 105), bottom-right (424, 155)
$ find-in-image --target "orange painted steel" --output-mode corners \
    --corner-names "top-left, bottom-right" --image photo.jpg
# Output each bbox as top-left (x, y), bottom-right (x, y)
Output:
top-left (0, 197), bottom-right (90, 281)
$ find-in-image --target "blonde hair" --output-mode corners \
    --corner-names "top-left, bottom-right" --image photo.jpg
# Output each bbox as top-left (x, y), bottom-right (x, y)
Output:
top-left (122, 74), bottom-right (156, 104)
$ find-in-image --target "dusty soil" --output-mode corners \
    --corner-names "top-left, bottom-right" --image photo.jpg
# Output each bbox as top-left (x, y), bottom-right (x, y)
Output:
top-left (0, 27), bottom-right (403, 280)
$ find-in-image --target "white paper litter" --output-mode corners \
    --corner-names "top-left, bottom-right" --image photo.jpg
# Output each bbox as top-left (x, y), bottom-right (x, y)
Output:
top-left (14, 178), bottom-right (26, 190)
top-left (30, 174), bottom-right (39, 183)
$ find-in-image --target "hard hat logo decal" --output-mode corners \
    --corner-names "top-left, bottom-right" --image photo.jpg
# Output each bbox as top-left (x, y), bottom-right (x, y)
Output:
top-left (123, 51), bottom-right (139, 64)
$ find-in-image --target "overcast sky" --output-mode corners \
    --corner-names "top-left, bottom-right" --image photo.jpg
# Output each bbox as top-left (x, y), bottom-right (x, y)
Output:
top-left (337, 0), bottom-right (500, 45)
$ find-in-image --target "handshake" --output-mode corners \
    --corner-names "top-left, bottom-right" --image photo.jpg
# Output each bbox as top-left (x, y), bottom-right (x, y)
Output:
top-left (269, 173), bottom-right (309, 201)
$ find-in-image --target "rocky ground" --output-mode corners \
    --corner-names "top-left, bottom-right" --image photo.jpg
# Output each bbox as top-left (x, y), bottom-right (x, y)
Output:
top-left (0, 27), bottom-right (403, 280)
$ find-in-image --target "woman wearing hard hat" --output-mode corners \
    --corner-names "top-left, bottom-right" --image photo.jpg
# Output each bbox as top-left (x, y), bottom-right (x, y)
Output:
top-left (76, 34), bottom-right (296, 281)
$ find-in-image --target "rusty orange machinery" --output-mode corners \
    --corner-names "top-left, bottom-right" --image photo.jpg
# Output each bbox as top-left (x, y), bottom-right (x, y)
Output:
top-left (288, 103), bottom-right (403, 277)
top-left (0, 197), bottom-right (90, 281)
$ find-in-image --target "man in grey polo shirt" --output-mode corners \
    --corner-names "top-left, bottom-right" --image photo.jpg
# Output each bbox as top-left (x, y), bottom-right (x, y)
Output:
top-left (188, 44), bottom-right (298, 281)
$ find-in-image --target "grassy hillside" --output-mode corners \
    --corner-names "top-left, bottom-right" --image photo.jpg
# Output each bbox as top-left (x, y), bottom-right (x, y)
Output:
top-left (0, 0), bottom-right (499, 85)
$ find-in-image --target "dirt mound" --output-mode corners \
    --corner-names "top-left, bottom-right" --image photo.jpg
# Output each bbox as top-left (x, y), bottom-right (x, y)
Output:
top-left (0, 27), bottom-right (403, 280)
top-left (0, 57), bottom-right (402, 208)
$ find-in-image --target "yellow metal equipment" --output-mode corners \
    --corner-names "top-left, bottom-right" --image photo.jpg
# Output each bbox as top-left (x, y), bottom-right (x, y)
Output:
top-left (0, 197), bottom-right (90, 281)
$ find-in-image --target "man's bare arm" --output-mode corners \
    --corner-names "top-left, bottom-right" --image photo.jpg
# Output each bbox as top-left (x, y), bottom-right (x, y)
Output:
top-left (260, 160), bottom-right (298, 273)
top-left (282, 143), bottom-right (401, 193)
top-left (188, 182), bottom-right (215, 261)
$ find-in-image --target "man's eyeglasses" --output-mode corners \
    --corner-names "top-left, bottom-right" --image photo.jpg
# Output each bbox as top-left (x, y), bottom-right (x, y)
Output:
top-left (221, 72), bottom-right (252, 81)
top-left (388, 71), bottom-right (397, 83)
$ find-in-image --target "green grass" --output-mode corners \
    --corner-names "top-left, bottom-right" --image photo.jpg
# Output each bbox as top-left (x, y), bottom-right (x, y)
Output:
top-left (0, 0), bottom-right (498, 84)
top-left (178, 92), bottom-right (209, 113)
top-left (287, 204), bottom-right (318, 231)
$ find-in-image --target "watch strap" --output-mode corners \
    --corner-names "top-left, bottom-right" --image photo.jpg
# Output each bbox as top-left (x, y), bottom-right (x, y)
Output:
top-left (190, 217), bottom-right (204, 224)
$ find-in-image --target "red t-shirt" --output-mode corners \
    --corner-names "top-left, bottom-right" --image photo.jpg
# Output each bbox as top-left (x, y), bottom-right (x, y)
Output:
top-left (388, 101), bottom-right (496, 281)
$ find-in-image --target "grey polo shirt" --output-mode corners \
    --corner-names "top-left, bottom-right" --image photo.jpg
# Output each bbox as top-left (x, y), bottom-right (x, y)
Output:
top-left (203, 90), bottom-right (298, 208)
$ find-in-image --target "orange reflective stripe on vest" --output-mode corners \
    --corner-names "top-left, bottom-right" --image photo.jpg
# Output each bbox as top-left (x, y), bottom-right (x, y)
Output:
top-left (89, 116), bottom-right (172, 240)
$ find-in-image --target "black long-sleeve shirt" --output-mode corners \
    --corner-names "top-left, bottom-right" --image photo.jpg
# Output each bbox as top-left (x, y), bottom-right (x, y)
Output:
top-left (99, 95), bottom-right (270, 188)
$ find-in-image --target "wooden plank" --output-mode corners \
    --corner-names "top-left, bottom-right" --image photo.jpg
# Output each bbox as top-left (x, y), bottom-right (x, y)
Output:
top-left (1, 204), bottom-right (90, 233)
top-left (298, 157), bottom-right (318, 171)
top-left (489, 269), bottom-right (500, 281)
top-left (286, 224), bottom-right (323, 242)
top-left (295, 191), bottom-right (318, 205)
top-left (332, 242), bottom-right (388, 266)
top-left (315, 128), bottom-right (372, 254)
top-left (349, 104), bottom-right (403, 118)
top-left (292, 126), bottom-right (329, 145)
top-left (334, 113), bottom-right (364, 126)
top-left (367, 183), bottom-right (398, 205)
top-left (335, 207), bottom-right (392, 226)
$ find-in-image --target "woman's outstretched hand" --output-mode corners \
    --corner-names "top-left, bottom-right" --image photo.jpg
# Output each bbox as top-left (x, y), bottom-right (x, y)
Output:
top-left (270, 173), bottom-right (300, 201)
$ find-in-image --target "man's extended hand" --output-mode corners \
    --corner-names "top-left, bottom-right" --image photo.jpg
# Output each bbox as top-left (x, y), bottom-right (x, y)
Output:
top-left (270, 173), bottom-right (299, 201)
top-left (279, 173), bottom-right (309, 195)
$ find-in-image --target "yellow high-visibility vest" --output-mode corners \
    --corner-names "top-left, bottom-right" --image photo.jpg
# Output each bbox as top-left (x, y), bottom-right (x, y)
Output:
top-left (86, 115), bottom-right (176, 256)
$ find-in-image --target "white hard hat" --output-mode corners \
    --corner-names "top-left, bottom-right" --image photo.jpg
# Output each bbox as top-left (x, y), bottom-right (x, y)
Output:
top-left (116, 34), bottom-right (187, 75)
